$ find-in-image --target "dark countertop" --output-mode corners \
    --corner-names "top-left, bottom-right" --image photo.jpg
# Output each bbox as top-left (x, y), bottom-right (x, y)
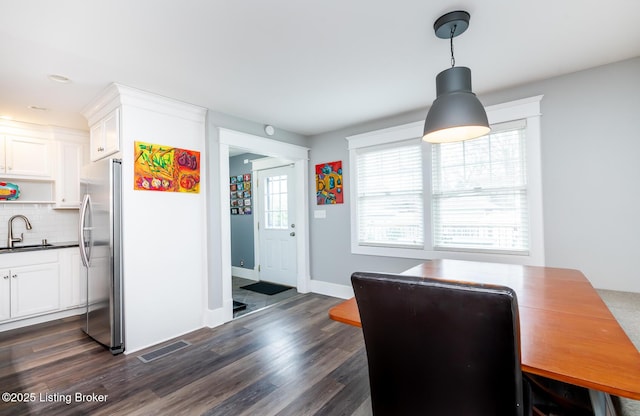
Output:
top-left (0, 241), bottom-right (79, 254)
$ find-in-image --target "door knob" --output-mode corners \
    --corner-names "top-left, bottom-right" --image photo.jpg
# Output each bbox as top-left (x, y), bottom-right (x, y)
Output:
top-left (290, 232), bottom-right (295, 236)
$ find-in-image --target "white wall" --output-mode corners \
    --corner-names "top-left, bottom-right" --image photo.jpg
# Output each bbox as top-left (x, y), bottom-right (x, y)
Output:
top-left (308, 57), bottom-right (640, 293)
top-left (117, 87), bottom-right (207, 353)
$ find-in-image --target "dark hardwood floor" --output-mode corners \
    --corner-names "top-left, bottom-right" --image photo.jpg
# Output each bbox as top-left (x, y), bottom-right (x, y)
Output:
top-left (0, 294), bottom-right (372, 416)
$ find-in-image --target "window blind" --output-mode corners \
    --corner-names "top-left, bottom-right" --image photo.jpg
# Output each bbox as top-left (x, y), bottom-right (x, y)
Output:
top-left (431, 120), bottom-right (529, 254)
top-left (356, 141), bottom-right (424, 248)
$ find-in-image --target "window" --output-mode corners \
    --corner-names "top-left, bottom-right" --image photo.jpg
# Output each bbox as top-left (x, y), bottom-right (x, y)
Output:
top-left (264, 175), bottom-right (288, 229)
top-left (356, 141), bottom-right (423, 248)
top-left (347, 96), bottom-right (544, 265)
top-left (431, 120), bottom-right (528, 254)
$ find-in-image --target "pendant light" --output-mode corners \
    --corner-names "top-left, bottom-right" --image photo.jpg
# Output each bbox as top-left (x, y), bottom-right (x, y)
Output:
top-left (423, 11), bottom-right (490, 143)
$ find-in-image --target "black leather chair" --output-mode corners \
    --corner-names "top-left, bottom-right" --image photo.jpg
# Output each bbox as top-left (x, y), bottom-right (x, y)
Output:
top-left (351, 271), bottom-right (530, 416)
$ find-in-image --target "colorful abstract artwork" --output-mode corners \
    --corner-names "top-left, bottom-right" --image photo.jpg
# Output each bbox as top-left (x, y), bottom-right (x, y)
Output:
top-left (0, 182), bottom-right (20, 200)
top-left (134, 141), bottom-right (201, 193)
top-left (316, 160), bottom-right (343, 205)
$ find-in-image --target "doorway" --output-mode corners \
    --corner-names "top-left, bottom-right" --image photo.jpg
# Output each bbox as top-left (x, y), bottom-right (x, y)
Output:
top-left (218, 128), bottom-right (310, 322)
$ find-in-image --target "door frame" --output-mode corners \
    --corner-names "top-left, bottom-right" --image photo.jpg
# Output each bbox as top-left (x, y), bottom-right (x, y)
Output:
top-left (218, 128), bottom-right (310, 320)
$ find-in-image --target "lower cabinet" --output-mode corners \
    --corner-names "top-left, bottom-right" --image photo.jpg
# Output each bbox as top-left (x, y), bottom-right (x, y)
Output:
top-left (0, 263), bottom-right (60, 320)
top-left (0, 270), bottom-right (10, 321)
top-left (0, 247), bottom-right (84, 328)
top-left (9, 263), bottom-right (60, 318)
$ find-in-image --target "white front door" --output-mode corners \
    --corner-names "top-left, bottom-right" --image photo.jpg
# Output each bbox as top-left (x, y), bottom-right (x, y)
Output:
top-left (257, 165), bottom-right (297, 287)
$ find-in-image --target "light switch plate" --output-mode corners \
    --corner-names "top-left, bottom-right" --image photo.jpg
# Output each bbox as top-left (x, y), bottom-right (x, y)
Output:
top-left (314, 210), bottom-right (326, 219)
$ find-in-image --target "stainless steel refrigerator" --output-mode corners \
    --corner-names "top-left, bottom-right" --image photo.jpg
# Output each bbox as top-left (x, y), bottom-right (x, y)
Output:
top-left (79, 158), bottom-right (124, 354)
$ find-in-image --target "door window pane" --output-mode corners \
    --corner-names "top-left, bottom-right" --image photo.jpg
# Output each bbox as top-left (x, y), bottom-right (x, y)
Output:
top-left (265, 175), bottom-right (288, 229)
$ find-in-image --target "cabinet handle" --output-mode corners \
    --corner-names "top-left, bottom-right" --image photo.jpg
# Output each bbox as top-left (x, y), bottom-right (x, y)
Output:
top-left (12, 274), bottom-right (17, 279)
top-left (2, 275), bottom-right (8, 280)
top-left (97, 147), bottom-right (104, 152)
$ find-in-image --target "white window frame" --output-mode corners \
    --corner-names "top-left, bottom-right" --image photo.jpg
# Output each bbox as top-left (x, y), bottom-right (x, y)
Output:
top-left (346, 95), bottom-right (545, 266)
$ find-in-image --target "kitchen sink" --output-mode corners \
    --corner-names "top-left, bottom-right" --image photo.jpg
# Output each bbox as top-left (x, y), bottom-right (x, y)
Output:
top-left (0, 243), bottom-right (53, 252)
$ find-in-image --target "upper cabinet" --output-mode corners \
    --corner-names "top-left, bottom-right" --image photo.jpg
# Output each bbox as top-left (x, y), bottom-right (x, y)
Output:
top-left (0, 121), bottom-right (89, 206)
top-left (0, 135), bottom-right (52, 179)
top-left (53, 129), bottom-right (88, 209)
top-left (89, 108), bottom-right (120, 161)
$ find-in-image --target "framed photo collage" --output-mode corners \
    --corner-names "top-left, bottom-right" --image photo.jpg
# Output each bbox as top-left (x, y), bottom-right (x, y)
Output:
top-left (230, 173), bottom-right (252, 215)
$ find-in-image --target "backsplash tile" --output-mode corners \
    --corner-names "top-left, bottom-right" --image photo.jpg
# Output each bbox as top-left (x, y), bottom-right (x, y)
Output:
top-left (0, 204), bottom-right (78, 246)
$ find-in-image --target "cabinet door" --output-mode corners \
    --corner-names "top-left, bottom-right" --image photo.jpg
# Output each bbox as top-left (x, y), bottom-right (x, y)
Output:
top-left (10, 263), bottom-right (60, 318)
top-left (90, 108), bottom-right (120, 161)
top-left (0, 269), bottom-right (10, 321)
top-left (89, 122), bottom-right (105, 162)
top-left (0, 136), bottom-right (5, 173)
top-left (103, 108), bottom-right (120, 157)
top-left (59, 249), bottom-right (85, 309)
top-left (55, 141), bottom-right (83, 208)
top-left (4, 136), bottom-right (52, 178)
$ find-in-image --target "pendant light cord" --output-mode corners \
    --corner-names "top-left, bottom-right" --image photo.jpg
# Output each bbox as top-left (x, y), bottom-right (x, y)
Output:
top-left (450, 24), bottom-right (457, 67)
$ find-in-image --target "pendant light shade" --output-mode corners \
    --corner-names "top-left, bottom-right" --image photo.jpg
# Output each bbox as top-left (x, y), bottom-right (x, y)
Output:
top-left (423, 10), bottom-right (490, 144)
top-left (423, 66), bottom-right (490, 143)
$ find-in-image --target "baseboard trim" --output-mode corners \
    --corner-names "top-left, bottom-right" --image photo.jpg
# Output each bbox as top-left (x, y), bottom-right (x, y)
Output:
top-left (309, 280), bottom-right (353, 299)
top-left (0, 306), bottom-right (85, 333)
top-left (232, 266), bottom-right (258, 281)
top-left (203, 301), bottom-right (233, 329)
top-left (124, 324), bottom-right (204, 355)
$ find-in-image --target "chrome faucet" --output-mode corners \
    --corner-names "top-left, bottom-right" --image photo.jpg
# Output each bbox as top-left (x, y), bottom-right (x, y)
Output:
top-left (7, 215), bottom-right (32, 248)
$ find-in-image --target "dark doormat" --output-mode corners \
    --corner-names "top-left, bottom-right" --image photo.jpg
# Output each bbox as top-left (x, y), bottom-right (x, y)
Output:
top-left (240, 281), bottom-right (292, 296)
top-left (233, 300), bottom-right (247, 312)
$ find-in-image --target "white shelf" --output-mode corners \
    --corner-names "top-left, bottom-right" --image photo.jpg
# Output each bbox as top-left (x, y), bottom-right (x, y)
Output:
top-left (0, 200), bottom-right (55, 204)
top-left (0, 179), bottom-right (53, 203)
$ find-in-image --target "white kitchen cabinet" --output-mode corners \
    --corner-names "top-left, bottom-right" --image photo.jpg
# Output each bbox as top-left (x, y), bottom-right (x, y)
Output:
top-left (55, 140), bottom-right (85, 208)
top-left (0, 250), bottom-right (61, 323)
top-left (0, 135), bottom-right (52, 179)
top-left (90, 108), bottom-right (120, 161)
top-left (10, 263), bottom-right (60, 318)
top-left (0, 269), bottom-right (10, 321)
top-left (59, 248), bottom-right (85, 310)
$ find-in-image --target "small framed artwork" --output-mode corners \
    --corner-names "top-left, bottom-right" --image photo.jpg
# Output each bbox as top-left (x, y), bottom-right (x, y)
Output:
top-left (231, 176), bottom-right (238, 184)
top-left (243, 207), bottom-right (252, 215)
top-left (243, 173), bottom-right (251, 182)
top-left (243, 190), bottom-right (251, 198)
top-left (237, 182), bottom-right (244, 191)
top-left (236, 175), bottom-right (243, 183)
top-left (230, 184), bottom-right (237, 191)
top-left (244, 198), bottom-right (251, 206)
top-left (231, 208), bottom-right (239, 215)
top-left (316, 160), bottom-right (343, 205)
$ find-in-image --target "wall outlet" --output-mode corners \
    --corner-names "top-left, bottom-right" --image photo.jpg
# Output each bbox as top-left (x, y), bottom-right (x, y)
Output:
top-left (240, 259), bottom-right (244, 267)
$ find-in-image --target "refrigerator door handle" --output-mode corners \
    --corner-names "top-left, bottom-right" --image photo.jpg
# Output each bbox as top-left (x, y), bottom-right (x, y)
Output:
top-left (79, 194), bottom-right (91, 267)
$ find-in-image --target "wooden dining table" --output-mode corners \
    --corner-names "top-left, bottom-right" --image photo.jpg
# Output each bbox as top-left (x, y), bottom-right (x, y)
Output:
top-left (328, 259), bottom-right (640, 414)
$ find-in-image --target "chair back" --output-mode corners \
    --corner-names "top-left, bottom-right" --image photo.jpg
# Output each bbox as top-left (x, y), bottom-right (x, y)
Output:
top-left (351, 271), bottom-right (525, 416)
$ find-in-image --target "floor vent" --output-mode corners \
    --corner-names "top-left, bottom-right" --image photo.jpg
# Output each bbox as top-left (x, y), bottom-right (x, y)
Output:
top-left (138, 340), bottom-right (191, 363)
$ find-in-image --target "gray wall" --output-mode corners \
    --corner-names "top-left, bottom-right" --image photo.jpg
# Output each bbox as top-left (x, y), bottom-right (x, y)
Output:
top-left (229, 152), bottom-right (264, 269)
top-left (308, 57), bottom-right (640, 293)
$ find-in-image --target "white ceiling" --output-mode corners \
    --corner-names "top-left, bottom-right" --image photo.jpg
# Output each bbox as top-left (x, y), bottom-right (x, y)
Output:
top-left (1, 1), bottom-right (639, 136)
